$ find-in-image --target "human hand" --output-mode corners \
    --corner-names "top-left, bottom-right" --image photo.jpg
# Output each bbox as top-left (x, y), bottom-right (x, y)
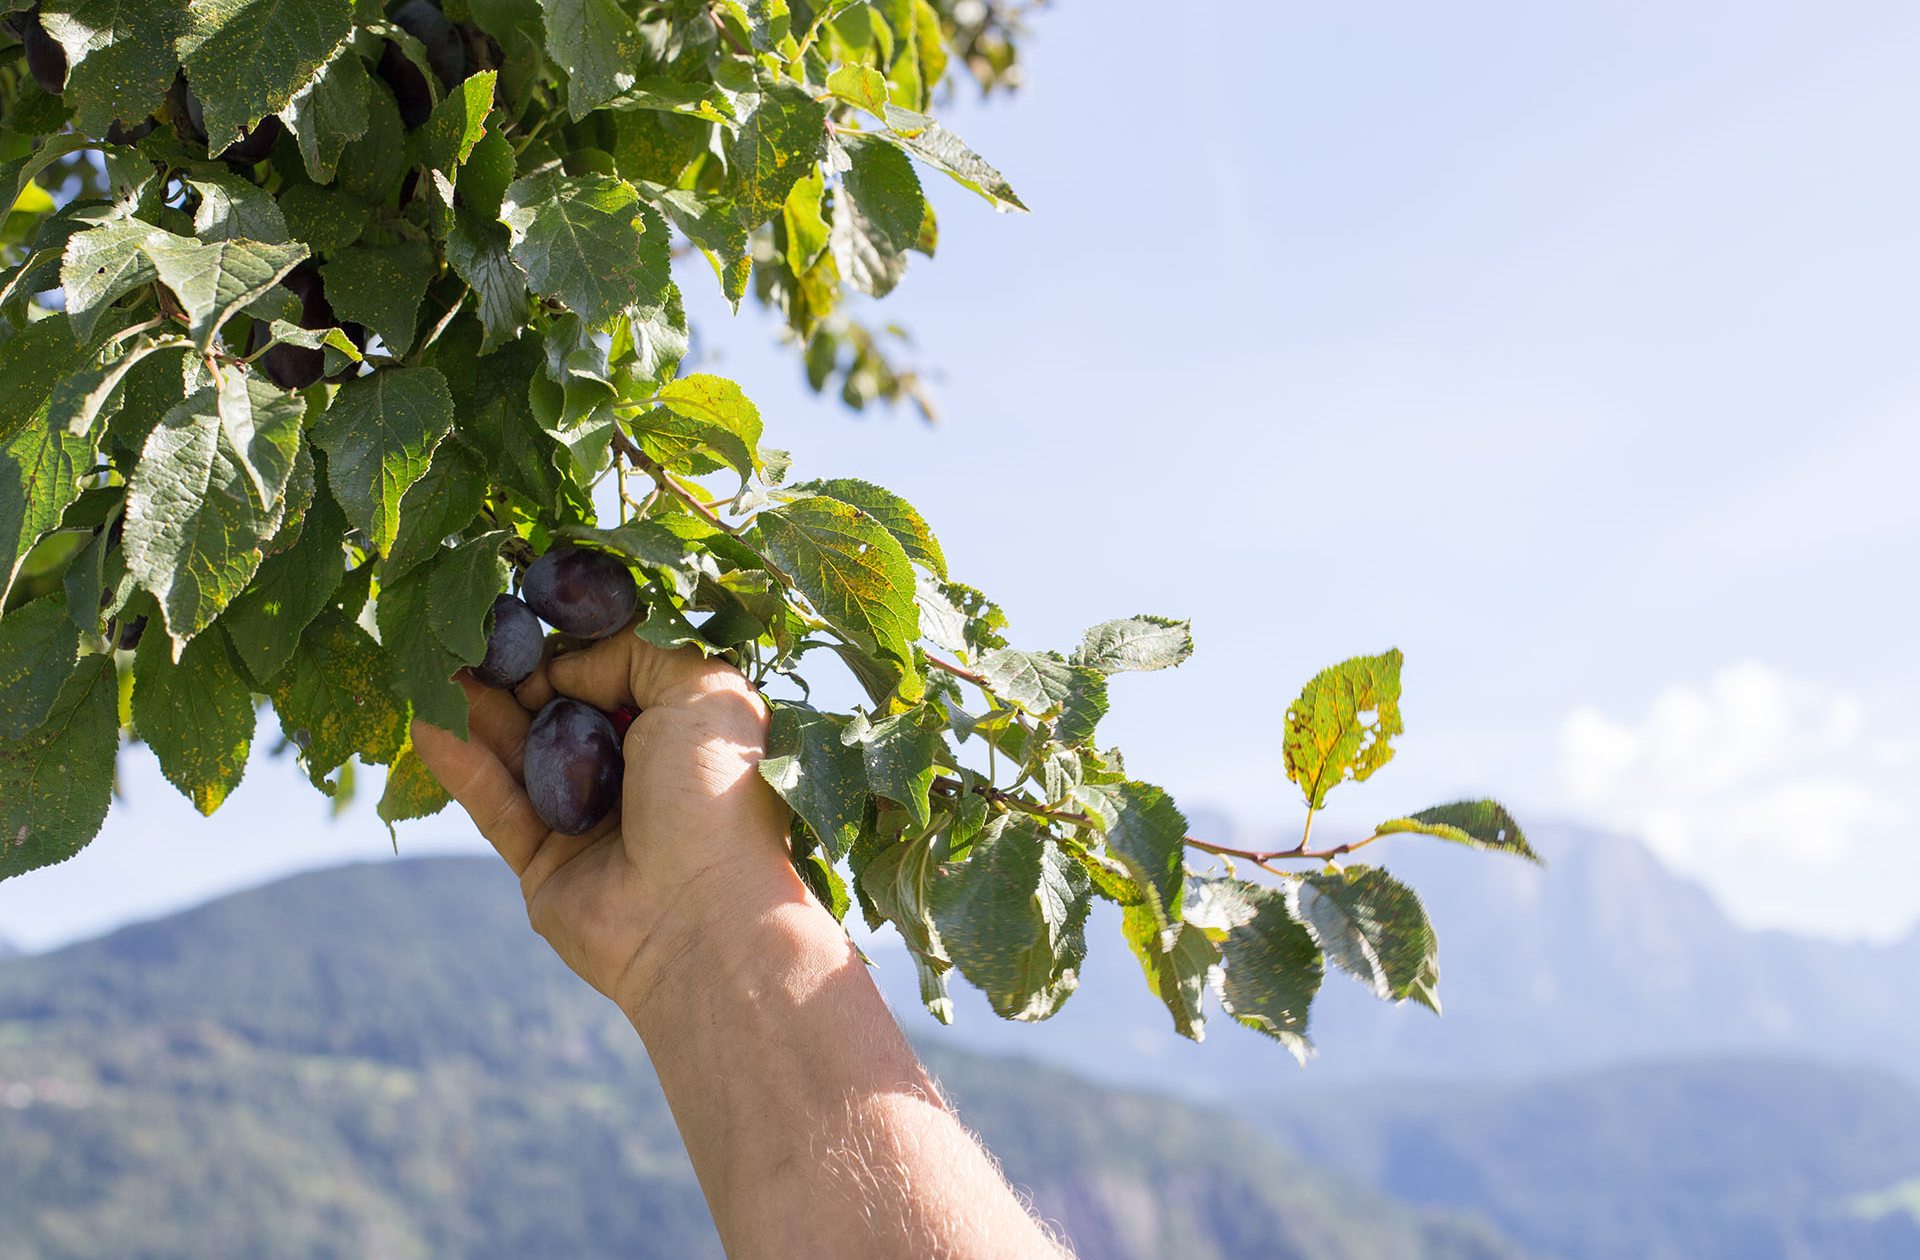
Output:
top-left (411, 630), bottom-right (801, 1014)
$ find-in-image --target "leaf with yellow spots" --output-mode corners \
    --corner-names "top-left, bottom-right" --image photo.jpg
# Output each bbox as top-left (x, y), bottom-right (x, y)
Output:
top-left (1281, 649), bottom-right (1404, 810)
top-left (176, 0), bottom-right (355, 150)
top-left (266, 608), bottom-right (408, 791)
top-left (378, 736), bottom-right (449, 838)
top-left (133, 623), bottom-right (255, 814)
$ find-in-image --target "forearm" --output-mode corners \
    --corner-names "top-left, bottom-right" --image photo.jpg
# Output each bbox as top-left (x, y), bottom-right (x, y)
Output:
top-left (621, 865), bottom-right (1065, 1259)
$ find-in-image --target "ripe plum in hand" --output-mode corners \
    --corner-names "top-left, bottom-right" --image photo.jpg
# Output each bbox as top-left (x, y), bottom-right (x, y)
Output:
top-left (523, 546), bottom-right (637, 640)
top-left (523, 698), bottom-right (623, 835)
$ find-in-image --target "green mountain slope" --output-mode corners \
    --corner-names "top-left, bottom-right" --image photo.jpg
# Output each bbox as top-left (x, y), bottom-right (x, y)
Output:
top-left (1263, 1059), bottom-right (1920, 1260)
top-left (0, 857), bottom-right (1525, 1260)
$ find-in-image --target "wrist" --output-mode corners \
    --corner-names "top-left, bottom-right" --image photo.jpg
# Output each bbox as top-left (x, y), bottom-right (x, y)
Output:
top-left (614, 850), bottom-right (840, 1032)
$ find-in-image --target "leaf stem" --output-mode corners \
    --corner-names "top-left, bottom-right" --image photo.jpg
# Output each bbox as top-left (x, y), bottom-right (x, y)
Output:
top-left (411, 291), bottom-right (466, 364)
top-left (925, 653), bottom-right (988, 686)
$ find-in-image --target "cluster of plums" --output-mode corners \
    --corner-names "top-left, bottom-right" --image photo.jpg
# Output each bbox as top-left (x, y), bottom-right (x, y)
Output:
top-left (477, 546), bottom-right (640, 836)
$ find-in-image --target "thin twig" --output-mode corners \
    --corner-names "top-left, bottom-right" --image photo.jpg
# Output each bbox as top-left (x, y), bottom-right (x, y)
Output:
top-left (411, 291), bottom-right (466, 364)
top-left (925, 654), bottom-right (989, 687)
top-left (708, 4), bottom-right (749, 54)
top-left (930, 774), bottom-right (1381, 870)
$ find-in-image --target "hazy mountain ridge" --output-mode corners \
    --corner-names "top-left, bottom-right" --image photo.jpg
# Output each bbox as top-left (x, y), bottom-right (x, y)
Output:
top-left (1263, 1058), bottom-right (1920, 1260)
top-left (875, 822), bottom-right (1920, 1096)
top-left (0, 859), bottom-right (1525, 1260)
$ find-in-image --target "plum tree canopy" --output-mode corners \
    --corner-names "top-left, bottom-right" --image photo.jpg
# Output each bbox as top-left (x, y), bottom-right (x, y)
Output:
top-left (0, 0), bottom-right (1534, 1055)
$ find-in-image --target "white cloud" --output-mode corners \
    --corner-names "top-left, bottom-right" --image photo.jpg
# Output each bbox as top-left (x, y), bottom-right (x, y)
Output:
top-left (1558, 662), bottom-right (1916, 938)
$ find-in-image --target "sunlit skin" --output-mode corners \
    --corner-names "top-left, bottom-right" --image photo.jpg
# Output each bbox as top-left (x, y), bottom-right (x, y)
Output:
top-left (411, 629), bottom-right (1068, 1259)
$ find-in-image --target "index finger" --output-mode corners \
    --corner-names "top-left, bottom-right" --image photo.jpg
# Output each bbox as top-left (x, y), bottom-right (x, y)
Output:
top-left (515, 622), bottom-right (756, 716)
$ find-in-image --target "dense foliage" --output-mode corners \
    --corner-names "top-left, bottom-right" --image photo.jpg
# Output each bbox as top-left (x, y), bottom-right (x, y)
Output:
top-left (0, 0), bottom-right (1534, 1054)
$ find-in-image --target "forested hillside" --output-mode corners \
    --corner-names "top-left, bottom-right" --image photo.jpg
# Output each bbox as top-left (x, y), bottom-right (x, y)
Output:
top-left (0, 858), bottom-right (1523, 1260)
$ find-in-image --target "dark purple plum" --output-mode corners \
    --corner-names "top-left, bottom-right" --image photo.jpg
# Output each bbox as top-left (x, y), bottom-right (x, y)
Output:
top-left (218, 113), bottom-right (281, 165)
top-left (523, 545), bottom-right (638, 639)
top-left (255, 265), bottom-right (337, 390)
top-left (173, 79), bottom-right (281, 163)
top-left (473, 593), bottom-right (544, 689)
top-left (392, 0), bottom-right (468, 88)
top-left (378, 1), bottom-right (468, 130)
top-left (21, 14), bottom-right (64, 95)
top-left (104, 117), bottom-right (155, 145)
top-left (523, 698), bottom-right (623, 835)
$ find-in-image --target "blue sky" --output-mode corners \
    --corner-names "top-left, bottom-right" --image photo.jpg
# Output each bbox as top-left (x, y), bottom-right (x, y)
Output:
top-left (3, 0), bottom-right (1916, 949)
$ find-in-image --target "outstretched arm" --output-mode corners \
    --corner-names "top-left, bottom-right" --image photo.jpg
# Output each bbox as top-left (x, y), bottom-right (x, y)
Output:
top-left (412, 632), bottom-right (1068, 1260)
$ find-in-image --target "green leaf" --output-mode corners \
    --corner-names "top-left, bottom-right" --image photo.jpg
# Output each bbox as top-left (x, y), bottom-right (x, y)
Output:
top-left (378, 736), bottom-right (450, 834)
top-left (790, 817), bottom-right (851, 923)
top-left (825, 63), bottom-right (889, 116)
top-left (648, 372), bottom-right (763, 478)
top-left (1097, 780), bottom-right (1188, 933)
top-left (977, 648), bottom-right (1107, 745)
top-left (757, 495), bottom-right (918, 668)
top-left (1289, 865), bottom-right (1441, 1013)
top-left (40, 0), bottom-right (191, 138)
top-left (132, 623), bottom-right (255, 814)
top-left (186, 174), bottom-right (289, 243)
top-left (1072, 615), bottom-right (1193, 675)
top-left (600, 76), bottom-right (733, 121)
top-left (416, 70), bottom-right (497, 173)
top-left (931, 817), bottom-right (1091, 1021)
top-left (884, 106), bottom-right (1026, 211)
top-left (540, 0), bottom-right (646, 117)
top-left (320, 240), bottom-right (434, 356)
top-left (44, 338), bottom-right (183, 441)
top-left (782, 166), bottom-right (831, 273)
top-left (445, 214), bottom-right (530, 352)
top-left (0, 310), bottom-right (109, 433)
top-left (220, 480), bottom-right (345, 684)
top-left (175, 0), bottom-right (355, 149)
top-left (0, 595), bottom-right (81, 740)
top-left (1377, 799), bottom-right (1538, 863)
top-left (853, 709), bottom-right (936, 828)
top-left (854, 826), bottom-right (951, 1018)
top-left (214, 370), bottom-right (305, 510)
top-left (1, 416), bottom-right (95, 603)
top-left (58, 217), bottom-right (157, 346)
top-left (758, 702), bottom-right (868, 860)
top-left (0, 652), bottom-right (118, 881)
top-left (635, 182), bottom-right (749, 308)
top-left (383, 436), bottom-right (487, 579)
top-left (142, 233), bottom-right (309, 353)
top-left (309, 367), bottom-right (454, 554)
top-left (278, 183), bottom-right (373, 257)
top-left (1282, 648), bottom-right (1404, 810)
top-left (276, 37), bottom-right (372, 183)
top-left (426, 533), bottom-right (509, 664)
top-left (500, 173), bottom-right (669, 329)
top-left (796, 477), bottom-right (944, 577)
top-left (1123, 903), bottom-right (1217, 1043)
top-left (831, 133), bottom-right (924, 298)
top-left (266, 607), bottom-right (408, 790)
top-left (376, 556), bottom-right (468, 739)
top-left (1189, 878), bottom-right (1323, 1064)
top-left (727, 80), bottom-right (828, 230)
top-left (335, 76), bottom-right (409, 203)
top-left (122, 384), bottom-right (290, 647)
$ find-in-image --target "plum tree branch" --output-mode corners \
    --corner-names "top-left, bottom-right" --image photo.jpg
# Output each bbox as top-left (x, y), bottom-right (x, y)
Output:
top-left (927, 775), bottom-right (1383, 871)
